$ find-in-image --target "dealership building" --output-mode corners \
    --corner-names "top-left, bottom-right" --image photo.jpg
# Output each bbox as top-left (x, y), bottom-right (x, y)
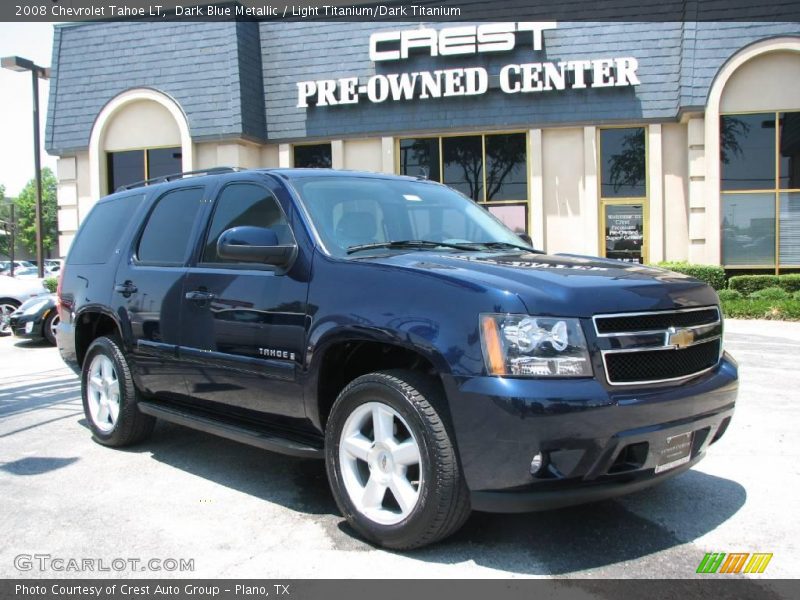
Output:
top-left (45, 17), bottom-right (800, 271)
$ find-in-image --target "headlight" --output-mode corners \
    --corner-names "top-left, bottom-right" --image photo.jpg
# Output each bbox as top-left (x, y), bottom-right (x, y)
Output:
top-left (22, 299), bottom-right (49, 315)
top-left (479, 314), bottom-right (593, 377)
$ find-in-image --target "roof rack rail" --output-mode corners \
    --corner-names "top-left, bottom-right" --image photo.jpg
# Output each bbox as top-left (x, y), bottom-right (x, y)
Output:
top-left (116, 167), bottom-right (244, 192)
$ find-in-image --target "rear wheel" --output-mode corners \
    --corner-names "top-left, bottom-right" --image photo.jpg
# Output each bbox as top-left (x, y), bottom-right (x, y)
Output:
top-left (81, 336), bottom-right (155, 447)
top-left (325, 370), bottom-right (471, 549)
top-left (0, 299), bottom-right (20, 336)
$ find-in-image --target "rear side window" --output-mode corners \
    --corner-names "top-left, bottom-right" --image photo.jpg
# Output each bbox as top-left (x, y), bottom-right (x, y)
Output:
top-left (202, 183), bottom-right (293, 264)
top-left (68, 194), bottom-right (144, 265)
top-left (137, 187), bottom-right (205, 265)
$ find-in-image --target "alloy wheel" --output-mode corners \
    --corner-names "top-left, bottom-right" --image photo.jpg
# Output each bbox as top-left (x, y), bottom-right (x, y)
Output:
top-left (338, 401), bottom-right (423, 525)
top-left (86, 354), bottom-right (121, 433)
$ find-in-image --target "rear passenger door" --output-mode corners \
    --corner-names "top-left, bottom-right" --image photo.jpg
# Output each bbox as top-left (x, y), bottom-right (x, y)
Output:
top-left (111, 184), bottom-right (208, 399)
top-left (178, 179), bottom-right (309, 419)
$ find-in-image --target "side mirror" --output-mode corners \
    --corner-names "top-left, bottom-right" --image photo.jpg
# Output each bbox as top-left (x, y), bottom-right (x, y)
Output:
top-left (518, 233), bottom-right (533, 247)
top-left (217, 226), bottom-right (296, 266)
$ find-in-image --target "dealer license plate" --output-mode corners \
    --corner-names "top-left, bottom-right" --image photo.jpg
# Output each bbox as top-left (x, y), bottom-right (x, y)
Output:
top-left (654, 431), bottom-right (693, 474)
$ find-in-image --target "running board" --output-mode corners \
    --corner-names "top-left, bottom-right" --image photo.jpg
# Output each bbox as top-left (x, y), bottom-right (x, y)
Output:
top-left (137, 401), bottom-right (324, 459)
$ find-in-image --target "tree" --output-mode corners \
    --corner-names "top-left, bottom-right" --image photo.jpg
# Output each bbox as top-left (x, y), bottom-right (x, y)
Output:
top-left (15, 167), bottom-right (57, 258)
top-left (0, 184), bottom-right (9, 258)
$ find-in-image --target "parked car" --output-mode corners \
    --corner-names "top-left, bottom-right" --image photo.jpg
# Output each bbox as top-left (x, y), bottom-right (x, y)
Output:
top-left (8, 266), bottom-right (40, 279)
top-left (9, 294), bottom-right (59, 344)
top-left (0, 260), bottom-right (34, 275)
top-left (57, 168), bottom-right (738, 549)
top-left (0, 275), bottom-right (48, 335)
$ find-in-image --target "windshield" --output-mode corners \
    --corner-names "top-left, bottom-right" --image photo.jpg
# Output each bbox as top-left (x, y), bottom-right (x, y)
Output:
top-left (291, 176), bottom-right (529, 257)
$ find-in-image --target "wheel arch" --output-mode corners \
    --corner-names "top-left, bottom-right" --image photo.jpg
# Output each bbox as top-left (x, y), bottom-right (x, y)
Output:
top-left (73, 306), bottom-right (126, 368)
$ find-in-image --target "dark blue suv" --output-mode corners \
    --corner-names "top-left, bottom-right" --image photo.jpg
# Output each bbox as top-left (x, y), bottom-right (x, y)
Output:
top-left (57, 168), bottom-right (737, 549)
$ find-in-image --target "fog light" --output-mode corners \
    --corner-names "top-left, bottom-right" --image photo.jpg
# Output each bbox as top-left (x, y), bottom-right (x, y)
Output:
top-left (25, 321), bottom-right (34, 334)
top-left (530, 452), bottom-right (544, 475)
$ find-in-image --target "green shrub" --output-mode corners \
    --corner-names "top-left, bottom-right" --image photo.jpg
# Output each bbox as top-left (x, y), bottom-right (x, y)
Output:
top-left (794, 290), bottom-right (800, 302)
top-left (728, 275), bottom-right (780, 296)
top-left (750, 286), bottom-right (790, 301)
top-left (721, 298), bottom-right (800, 320)
top-left (43, 277), bottom-right (58, 293)
top-left (653, 262), bottom-right (726, 290)
top-left (779, 274), bottom-right (800, 293)
top-left (717, 289), bottom-right (743, 301)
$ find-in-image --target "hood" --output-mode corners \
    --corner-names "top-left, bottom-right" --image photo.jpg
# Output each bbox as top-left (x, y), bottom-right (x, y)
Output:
top-left (355, 250), bottom-right (718, 317)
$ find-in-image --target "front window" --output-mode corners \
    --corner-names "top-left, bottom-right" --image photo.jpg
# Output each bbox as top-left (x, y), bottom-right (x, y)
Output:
top-left (720, 112), bottom-right (800, 270)
top-left (291, 176), bottom-right (527, 257)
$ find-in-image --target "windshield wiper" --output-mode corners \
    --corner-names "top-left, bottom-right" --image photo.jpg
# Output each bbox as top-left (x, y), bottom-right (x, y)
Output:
top-left (458, 241), bottom-right (539, 252)
top-left (346, 240), bottom-right (478, 255)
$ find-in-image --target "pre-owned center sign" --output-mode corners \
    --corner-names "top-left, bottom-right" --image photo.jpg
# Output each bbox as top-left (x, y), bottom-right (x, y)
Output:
top-left (296, 22), bottom-right (641, 108)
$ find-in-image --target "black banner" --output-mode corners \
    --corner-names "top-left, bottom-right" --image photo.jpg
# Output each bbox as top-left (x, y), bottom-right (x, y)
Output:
top-left (3, 0), bottom-right (800, 23)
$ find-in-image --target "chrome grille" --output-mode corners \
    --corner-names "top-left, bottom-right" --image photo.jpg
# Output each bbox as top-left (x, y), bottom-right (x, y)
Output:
top-left (593, 307), bottom-right (723, 386)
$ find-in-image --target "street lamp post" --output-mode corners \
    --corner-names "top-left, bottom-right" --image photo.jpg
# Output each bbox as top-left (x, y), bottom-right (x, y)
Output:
top-left (2, 55), bottom-right (51, 279)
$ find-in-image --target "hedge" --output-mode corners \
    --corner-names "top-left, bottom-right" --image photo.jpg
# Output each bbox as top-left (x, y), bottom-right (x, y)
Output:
top-left (43, 277), bottom-right (58, 293)
top-left (728, 274), bottom-right (800, 296)
top-left (654, 262), bottom-right (726, 290)
top-left (721, 298), bottom-right (800, 320)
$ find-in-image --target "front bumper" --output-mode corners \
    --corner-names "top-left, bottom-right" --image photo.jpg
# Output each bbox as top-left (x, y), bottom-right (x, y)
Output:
top-left (444, 352), bottom-right (738, 512)
top-left (9, 312), bottom-right (46, 340)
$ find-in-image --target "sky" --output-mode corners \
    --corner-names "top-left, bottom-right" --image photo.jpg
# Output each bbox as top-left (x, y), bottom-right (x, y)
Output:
top-left (0, 23), bottom-right (59, 198)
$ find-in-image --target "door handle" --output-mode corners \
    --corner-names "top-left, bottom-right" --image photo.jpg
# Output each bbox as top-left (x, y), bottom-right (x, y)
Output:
top-left (184, 290), bottom-right (216, 302)
top-left (114, 281), bottom-right (137, 296)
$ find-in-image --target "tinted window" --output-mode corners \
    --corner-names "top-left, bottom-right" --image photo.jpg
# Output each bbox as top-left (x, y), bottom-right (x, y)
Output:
top-left (780, 112), bottom-right (800, 190)
top-left (604, 204), bottom-right (644, 263)
top-left (600, 127), bottom-right (646, 198)
top-left (107, 151), bottom-right (144, 192)
top-left (485, 134), bottom-right (527, 201)
top-left (137, 187), bottom-right (204, 264)
top-left (721, 114), bottom-right (776, 191)
top-left (487, 203), bottom-right (528, 234)
top-left (722, 193), bottom-right (775, 266)
top-left (146, 147), bottom-right (182, 180)
top-left (203, 183), bottom-right (292, 263)
top-left (442, 135), bottom-right (483, 201)
top-left (399, 138), bottom-right (440, 181)
top-left (68, 195), bottom-right (145, 265)
top-left (294, 144), bottom-right (332, 168)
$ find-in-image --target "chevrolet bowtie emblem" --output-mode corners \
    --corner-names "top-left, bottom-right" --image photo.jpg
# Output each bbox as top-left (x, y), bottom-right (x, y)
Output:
top-left (667, 326), bottom-right (695, 349)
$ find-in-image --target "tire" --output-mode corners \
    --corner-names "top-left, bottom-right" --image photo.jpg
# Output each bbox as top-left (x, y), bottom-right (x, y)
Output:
top-left (0, 299), bottom-right (21, 336)
top-left (325, 369), bottom-right (471, 549)
top-left (81, 336), bottom-right (155, 447)
top-left (43, 310), bottom-right (59, 345)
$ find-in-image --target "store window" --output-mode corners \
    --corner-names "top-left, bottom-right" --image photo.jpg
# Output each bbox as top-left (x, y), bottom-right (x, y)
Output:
top-left (599, 127), bottom-right (648, 263)
top-left (720, 112), bottom-right (800, 270)
top-left (107, 146), bottom-right (182, 192)
top-left (398, 132), bottom-right (529, 233)
top-left (294, 143), bottom-right (332, 168)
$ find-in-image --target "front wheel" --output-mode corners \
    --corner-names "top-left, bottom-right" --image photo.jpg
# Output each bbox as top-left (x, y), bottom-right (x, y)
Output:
top-left (325, 370), bottom-right (471, 549)
top-left (43, 310), bottom-right (59, 345)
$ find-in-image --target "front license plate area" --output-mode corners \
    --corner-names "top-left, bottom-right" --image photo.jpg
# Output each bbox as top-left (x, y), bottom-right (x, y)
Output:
top-left (654, 431), bottom-right (693, 474)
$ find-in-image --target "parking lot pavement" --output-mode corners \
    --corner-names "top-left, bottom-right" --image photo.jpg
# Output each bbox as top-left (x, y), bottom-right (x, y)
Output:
top-left (0, 321), bottom-right (798, 585)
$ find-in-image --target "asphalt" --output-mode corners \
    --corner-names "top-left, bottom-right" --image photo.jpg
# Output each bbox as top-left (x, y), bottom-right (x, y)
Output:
top-left (0, 320), bottom-right (798, 583)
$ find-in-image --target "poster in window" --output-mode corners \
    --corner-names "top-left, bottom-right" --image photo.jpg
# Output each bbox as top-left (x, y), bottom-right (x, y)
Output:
top-left (605, 204), bottom-right (644, 263)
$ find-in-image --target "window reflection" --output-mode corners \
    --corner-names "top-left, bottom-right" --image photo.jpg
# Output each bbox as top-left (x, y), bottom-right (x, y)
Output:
top-left (399, 138), bottom-right (440, 181)
top-left (720, 114), bottom-right (776, 191)
top-left (722, 193), bottom-right (776, 266)
top-left (294, 143), bottom-right (332, 168)
top-left (486, 134), bottom-right (527, 201)
top-left (600, 128), bottom-right (646, 198)
top-left (442, 136), bottom-right (483, 201)
top-left (780, 112), bottom-right (800, 190)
